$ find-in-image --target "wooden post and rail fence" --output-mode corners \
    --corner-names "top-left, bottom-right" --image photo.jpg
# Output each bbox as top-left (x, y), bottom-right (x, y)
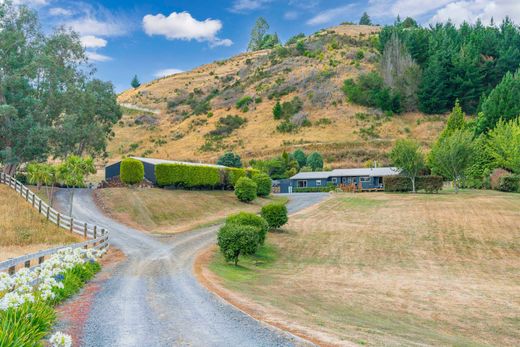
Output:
top-left (0, 172), bottom-right (110, 274)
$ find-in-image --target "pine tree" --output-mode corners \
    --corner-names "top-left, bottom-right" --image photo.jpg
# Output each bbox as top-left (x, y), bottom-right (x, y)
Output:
top-left (359, 12), bottom-right (371, 25)
top-left (131, 75), bottom-right (140, 89)
top-left (272, 101), bottom-right (282, 120)
top-left (476, 69), bottom-right (520, 133)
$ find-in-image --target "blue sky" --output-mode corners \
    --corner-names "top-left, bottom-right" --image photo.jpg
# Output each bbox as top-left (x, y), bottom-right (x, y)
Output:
top-left (22, 0), bottom-right (520, 92)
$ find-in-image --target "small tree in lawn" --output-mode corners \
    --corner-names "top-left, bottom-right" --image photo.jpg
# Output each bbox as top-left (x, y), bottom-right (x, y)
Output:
top-left (261, 203), bottom-right (288, 230)
top-left (234, 177), bottom-right (257, 202)
top-left (59, 156), bottom-right (96, 215)
top-left (428, 129), bottom-right (475, 193)
top-left (253, 173), bottom-right (272, 197)
top-left (217, 224), bottom-right (259, 266)
top-left (390, 139), bottom-right (424, 193)
top-left (131, 75), bottom-right (140, 89)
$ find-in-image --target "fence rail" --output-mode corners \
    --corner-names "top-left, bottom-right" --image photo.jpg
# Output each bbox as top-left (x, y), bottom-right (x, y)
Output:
top-left (0, 172), bottom-right (110, 274)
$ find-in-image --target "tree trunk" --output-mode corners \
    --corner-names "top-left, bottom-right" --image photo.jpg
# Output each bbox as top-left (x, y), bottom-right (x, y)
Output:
top-left (49, 184), bottom-right (55, 208)
top-left (68, 187), bottom-right (75, 216)
top-left (2, 163), bottom-right (18, 176)
top-left (454, 180), bottom-right (459, 194)
top-left (411, 177), bottom-right (416, 193)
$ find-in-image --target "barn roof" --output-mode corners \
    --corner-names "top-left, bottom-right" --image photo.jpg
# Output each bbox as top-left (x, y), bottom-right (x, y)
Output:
top-left (290, 167), bottom-right (399, 180)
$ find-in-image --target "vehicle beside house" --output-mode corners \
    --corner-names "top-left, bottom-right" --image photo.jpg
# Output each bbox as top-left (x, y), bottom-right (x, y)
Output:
top-left (280, 167), bottom-right (399, 193)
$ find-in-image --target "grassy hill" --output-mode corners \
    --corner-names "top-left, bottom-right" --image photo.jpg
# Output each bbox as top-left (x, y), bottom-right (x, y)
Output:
top-left (113, 24), bottom-right (445, 168)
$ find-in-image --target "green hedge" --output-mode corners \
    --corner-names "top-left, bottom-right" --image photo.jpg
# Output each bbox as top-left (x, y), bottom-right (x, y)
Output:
top-left (155, 163), bottom-right (221, 188)
top-left (498, 175), bottom-right (520, 192)
top-left (384, 176), bottom-right (443, 193)
top-left (294, 184), bottom-right (335, 193)
top-left (227, 168), bottom-right (247, 187)
top-left (234, 177), bottom-right (257, 202)
top-left (120, 158), bottom-right (144, 184)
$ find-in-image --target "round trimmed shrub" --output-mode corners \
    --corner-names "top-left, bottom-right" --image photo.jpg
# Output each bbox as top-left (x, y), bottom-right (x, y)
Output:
top-left (217, 224), bottom-right (259, 265)
top-left (120, 158), bottom-right (144, 185)
top-left (261, 203), bottom-right (288, 230)
top-left (226, 212), bottom-right (269, 245)
top-left (234, 177), bottom-right (257, 202)
top-left (253, 173), bottom-right (272, 197)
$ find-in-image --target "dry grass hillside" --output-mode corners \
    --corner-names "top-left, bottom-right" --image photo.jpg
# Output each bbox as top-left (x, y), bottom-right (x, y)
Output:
top-left (114, 24), bottom-right (445, 167)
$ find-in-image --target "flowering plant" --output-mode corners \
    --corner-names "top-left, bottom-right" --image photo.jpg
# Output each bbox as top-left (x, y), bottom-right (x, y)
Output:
top-left (49, 331), bottom-right (73, 347)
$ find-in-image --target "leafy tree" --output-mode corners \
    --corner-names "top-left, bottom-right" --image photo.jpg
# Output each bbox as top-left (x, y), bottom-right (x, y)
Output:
top-left (58, 156), bottom-right (96, 215)
top-left (131, 75), bottom-right (141, 89)
top-left (359, 12), bottom-right (372, 25)
top-left (27, 162), bottom-right (58, 206)
top-left (248, 17), bottom-right (269, 51)
top-left (272, 101), bottom-right (282, 120)
top-left (217, 152), bottom-right (242, 168)
top-left (0, 2), bottom-right (119, 175)
top-left (390, 139), bottom-right (424, 192)
top-left (292, 149), bottom-right (307, 168)
top-left (306, 152), bottom-right (324, 171)
top-left (437, 100), bottom-right (466, 143)
top-left (217, 224), bottom-right (259, 266)
top-left (486, 118), bottom-right (520, 174)
top-left (226, 212), bottom-right (269, 245)
top-left (234, 177), bottom-right (257, 202)
top-left (253, 173), bottom-right (272, 197)
top-left (261, 203), bottom-right (288, 230)
top-left (476, 69), bottom-right (520, 133)
top-left (428, 129), bottom-right (475, 193)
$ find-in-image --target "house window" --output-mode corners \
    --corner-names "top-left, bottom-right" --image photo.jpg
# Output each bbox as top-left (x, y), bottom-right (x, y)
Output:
top-left (316, 180), bottom-right (322, 186)
top-left (360, 177), bottom-right (370, 182)
top-left (298, 180), bottom-right (307, 188)
top-left (332, 177), bottom-right (338, 184)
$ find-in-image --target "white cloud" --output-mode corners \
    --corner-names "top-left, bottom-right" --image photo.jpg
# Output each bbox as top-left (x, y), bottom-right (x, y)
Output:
top-left (284, 11), bottom-right (299, 20)
top-left (80, 35), bottom-right (107, 48)
top-left (86, 51), bottom-right (111, 62)
top-left (429, 0), bottom-right (520, 26)
top-left (390, 0), bottom-right (454, 18)
top-left (307, 4), bottom-right (356, 25)
top-left (230, 0), bottom-right (272, 13)
top-left (9, 0), bottom-right (50, 6)
top-left (65, 16), bottom-right (127, 37)
top-left (154, 68), bottom-right (184, 78)
top-left (48, 7), bottom-right (73, 17)
top-left (142, 12), bottom-right (233, 47)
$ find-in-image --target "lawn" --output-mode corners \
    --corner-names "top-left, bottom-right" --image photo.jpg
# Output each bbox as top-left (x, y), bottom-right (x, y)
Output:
top-left (0, 185), bottom-right (82, 261)
top-left (207, 190), bottom-right (520, 346)
top-left (94, 188), bottom-right (286, 234)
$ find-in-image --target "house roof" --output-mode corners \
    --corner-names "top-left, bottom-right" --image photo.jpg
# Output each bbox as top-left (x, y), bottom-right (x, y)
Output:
top-left (113, 157), bottom-right (227, 168)
top-left (290, 167), bottom-right (399, 180)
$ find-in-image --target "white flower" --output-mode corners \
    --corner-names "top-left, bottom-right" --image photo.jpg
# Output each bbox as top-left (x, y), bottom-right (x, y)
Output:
top-left (49, 331), bottom-right (72, 347)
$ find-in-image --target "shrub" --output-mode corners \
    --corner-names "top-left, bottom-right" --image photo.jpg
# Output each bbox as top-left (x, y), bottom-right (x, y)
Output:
top-left (384, 176), bottom-right (412, 192)
top-left (208, 115), bottom-right (246, 138)
top-left (253, 173), bottom-right (272, 197)
top-left (236, 96), bottom-right (253, 112)
top-left (120, 158), bottom-right (144, 184)
top-left (261, 203), bottom-right (288, 230)
top-left (234, 177), bottom-right (257, 202)
top-left (226, 212), bottom-right (269, 245)
top-left (342, 72), bottom-right (402, 113)
top-left (295, 184), bottom-right (335, 193)
top-left (490, 168), bottom-right (511, 190)
top-left (416, 176), bottom-right (443, 193)
top-left (155, 163), bottom-right (221, 188)
top-left (217, 224), bottom-right (259, 265)
top-left (217, 151), bottom-right (242, 168)
top-left (498, 175), bottom-right (520, 192)
top-left (227, 168), bottom-right (247, 187)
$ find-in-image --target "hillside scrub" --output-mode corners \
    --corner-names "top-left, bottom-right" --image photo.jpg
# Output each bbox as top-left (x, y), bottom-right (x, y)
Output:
top-left (208, 115), bottom-right (246, 138)
top-left (120, 158), bottom-right (144, 185)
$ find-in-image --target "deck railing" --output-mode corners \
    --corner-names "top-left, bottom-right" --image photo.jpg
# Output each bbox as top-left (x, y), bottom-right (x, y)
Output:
top-left (0, 172), bottom-right (109, 274)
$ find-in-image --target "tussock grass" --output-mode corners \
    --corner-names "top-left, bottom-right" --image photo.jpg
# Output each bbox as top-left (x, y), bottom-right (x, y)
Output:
top-left (210, 190), bottom-right (520, 346)
top-left (0, 186), bottom-right (81, 261)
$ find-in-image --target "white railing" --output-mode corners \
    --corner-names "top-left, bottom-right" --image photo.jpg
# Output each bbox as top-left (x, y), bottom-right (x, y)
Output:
top-left (0, 173), bottom-right (109, 274)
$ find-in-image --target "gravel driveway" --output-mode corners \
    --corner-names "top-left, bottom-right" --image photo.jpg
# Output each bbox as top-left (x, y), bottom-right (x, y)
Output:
top-left (54, 190), bottom-right (328, 347)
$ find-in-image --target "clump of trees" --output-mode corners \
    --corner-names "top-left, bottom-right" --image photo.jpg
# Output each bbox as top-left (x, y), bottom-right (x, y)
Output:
top-left (250, 150), bottom-right (325, 179)
top-left (0, 2), bottom-right (121, 176)
top-left (247, 17), bottom-right (280, 52)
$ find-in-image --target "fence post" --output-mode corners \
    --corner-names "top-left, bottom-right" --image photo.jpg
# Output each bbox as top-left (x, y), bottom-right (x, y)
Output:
top-left (25, 188), bottom-right (29, 201)
top-left (70, 218), bottom-right (74, 232)
top-left (57, 212), bottom-right (60, 227)
top-left (93, 225), bottom-right (97, 239)
top-left (32, 193), bottom-right (35, 207)
top-left (8, 266), bottom-right (15, 275)
top-left (46, 206), bottom-right (50, 220)
top-left (84, 223), bottom-right (88, 238)
top-left (38, 256), bottom-right (45, 265)
top-left (38, 199), bottom-right (42, 213)
top-left (24, 260), bottom-right (31, 268)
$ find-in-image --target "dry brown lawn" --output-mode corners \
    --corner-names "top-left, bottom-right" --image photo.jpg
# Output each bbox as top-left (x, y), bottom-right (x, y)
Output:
top-left (0, 186), bottom-right (82, 261)
top-left (209, 190), bottom-right (520, 346)
top-left (94, 188), bottom-right (285, 234)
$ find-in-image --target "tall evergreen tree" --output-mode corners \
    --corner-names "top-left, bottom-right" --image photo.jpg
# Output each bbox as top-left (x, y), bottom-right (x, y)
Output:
top-left (359, 12), bottom-right (371, 25)
top-left (131, 75), bottom-right (141, 88)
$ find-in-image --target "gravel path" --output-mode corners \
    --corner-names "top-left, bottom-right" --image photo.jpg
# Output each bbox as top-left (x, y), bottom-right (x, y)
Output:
top-left (54, 190), bottom-right (328, 347)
